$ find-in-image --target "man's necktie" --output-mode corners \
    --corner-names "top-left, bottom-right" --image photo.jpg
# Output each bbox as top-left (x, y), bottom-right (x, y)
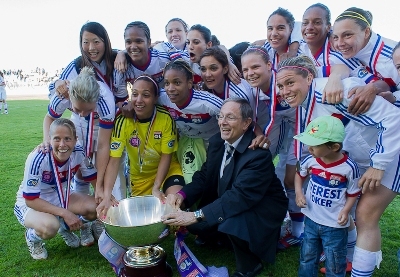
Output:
top-left (224, 144), bottom-right (235, 170)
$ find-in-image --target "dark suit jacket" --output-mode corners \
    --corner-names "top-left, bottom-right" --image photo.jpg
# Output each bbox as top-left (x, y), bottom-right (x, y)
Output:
top-left (182, 127), bottom-right (288, 262)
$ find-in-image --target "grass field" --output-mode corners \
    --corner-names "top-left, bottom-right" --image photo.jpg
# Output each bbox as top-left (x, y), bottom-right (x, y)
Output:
top-left (1, 100), bottom-right (399, 277)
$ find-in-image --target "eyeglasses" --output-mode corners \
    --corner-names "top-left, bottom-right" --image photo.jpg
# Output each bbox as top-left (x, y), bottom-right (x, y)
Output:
top-left (216, 113), bottom-right (241, 121)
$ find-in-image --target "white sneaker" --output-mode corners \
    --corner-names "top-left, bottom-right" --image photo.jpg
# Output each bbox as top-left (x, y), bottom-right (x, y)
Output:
top-left (80, 222), bottom-right (95, 246)
top-left (25, 230), bottom-right (48, 260)
top-left (58, 228), bottom-right (80, 248)
top-left (91, 219), bottom-right (104, 241)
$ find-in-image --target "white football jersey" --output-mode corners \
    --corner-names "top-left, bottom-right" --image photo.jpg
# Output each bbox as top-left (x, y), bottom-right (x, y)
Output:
top-left (16, 145), bottom-right (96, 207)
top-left (158, 89), bottom-right (222, 141)
top-left (298, 154), bottom-right (360, 228)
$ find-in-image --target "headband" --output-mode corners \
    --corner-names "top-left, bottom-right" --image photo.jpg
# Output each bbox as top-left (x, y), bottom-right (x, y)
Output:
top-left (336, 10), bottom-right (371, 27)
top-left (134, 75), bottom-right (159, 92)
top-left (277, 65), bottom-right (313, 76)
top-left (244, 46), bottom-right (269, 57)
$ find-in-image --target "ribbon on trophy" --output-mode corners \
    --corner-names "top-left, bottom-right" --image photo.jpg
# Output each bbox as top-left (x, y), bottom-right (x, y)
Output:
top-left (174, 230), bottom-right (229, 277)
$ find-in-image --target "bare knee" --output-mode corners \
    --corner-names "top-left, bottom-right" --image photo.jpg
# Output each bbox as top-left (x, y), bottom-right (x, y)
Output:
top-left (36, 219), bottom-right (59, 239)
top-left (165, 185), bottom-right (183, 196)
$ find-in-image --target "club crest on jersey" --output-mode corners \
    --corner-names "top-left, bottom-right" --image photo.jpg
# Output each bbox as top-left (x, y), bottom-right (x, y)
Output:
top-left (168, 140), bottom-right (175, 148)
top-left (42, 172), bottom-right (53, 182)
top-left (110, 142), bottom-right (121, 150)
top-left (130, 137), bottom-right (140, 147)
top-left (358, 68), bottom-right (368, 78)
top-left (329, 179), bottom-right (339, 186)
top-left (168, 109), bottom-right (179, 120)
top-left (277, 95), bottom-right (289, 107)
top-left (27, 178), bottom-right (39, 187)
top-left (152, 72), bottom-right (163, 84)
top-left (154, 131), bottom-right (162, 139)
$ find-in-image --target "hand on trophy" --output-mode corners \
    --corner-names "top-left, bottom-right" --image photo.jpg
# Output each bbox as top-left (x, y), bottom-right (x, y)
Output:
top-left (165, 193), bottom-right (184, 211)
top-left (96, 194), bottom-right (119, 219)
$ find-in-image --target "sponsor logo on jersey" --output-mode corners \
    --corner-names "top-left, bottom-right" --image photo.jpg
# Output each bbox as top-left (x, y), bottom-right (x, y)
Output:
top-left (110, 142), bottom-right (121, 150)
top-left (129, 137), bottom-right (140, 147)
top-left (191, 115), bottom-right (202, 123)
top-left (358, 68), bottom-right (368, 78)
top-left (27, 178), bottom-right (39, 187)
top-left (318, 171), bottom-right (326, 178)
top-left (154, 131), bottom-right (162, 139)
top-left (102, 117), bottom-right (113, 122)
top-left (168, 140), bottom-right (175, 148)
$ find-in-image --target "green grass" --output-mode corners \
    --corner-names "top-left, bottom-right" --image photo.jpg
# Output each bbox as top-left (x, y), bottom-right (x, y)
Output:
top-left (1, 100), bottom-right (399, 277)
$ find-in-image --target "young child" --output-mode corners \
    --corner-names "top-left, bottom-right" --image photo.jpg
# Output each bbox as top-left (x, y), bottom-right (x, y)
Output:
top-left (293, 115), bottom-right (361, 277)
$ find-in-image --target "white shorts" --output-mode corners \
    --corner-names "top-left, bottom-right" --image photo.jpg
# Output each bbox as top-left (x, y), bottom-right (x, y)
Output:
top-left (355, 153), bottom-right (400, 193)
top-left (0, 89), bottom-right (6, 101)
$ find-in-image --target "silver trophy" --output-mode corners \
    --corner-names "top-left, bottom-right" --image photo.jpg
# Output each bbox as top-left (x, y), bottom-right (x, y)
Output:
top-left (101, 196), bottom-right (174, 277)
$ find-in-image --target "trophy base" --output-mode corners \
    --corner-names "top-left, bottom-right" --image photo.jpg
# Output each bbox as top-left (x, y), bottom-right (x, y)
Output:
top-left (122, 246), bottom-right (173, 277)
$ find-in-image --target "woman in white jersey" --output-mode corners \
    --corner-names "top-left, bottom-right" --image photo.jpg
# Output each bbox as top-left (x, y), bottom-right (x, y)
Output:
top-left (187, 24), bottom-right (241, 86)
top-left (14, 118), bottom-right (98, 259)
top-left (326, 7), bottom-right (400, 115)
top-left (49, 22), bottom-right (126, 103)
top-left (42, 68), bottom-right (116, 232)
top-left (165, 18), bottom-right (189, 51)
top-left (0, 71), bottom-right (8, 114)
top-left (159, 59), bottom-right (223, 185)
top-left (276, 55), bottom-right (400, 277)
top-left (113, 21), bottom-right (188, 97)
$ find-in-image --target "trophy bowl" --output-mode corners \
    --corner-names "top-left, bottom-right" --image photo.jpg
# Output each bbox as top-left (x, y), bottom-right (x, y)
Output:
top-left (100, 196), bottom-right (174, 276)
top-left (100, 195), bottom-right (173, 248)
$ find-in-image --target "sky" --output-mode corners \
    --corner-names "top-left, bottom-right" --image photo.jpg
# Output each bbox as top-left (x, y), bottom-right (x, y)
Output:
top-left (1, 0), bottom-right (399, 72)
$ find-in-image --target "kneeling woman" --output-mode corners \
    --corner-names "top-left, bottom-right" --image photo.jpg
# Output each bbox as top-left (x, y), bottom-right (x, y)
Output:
top-left (14, 118), bottom-right (98, 260)
top-left (96, 75), bottom-right (184, 275)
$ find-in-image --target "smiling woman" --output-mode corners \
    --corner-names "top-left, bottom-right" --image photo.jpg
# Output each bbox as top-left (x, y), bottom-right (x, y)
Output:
top-left (14, 118), bottom-right (98, 260)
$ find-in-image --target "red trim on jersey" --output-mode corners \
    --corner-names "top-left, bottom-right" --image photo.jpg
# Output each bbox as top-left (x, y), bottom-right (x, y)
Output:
top-left (130, 50), bottom-right (152, 71)
top-left (176, 89), bottom-right (193, 109)
top-left (296, 171), bottom-right (308, 180)
top-left (346, 191), bottom-right (361, 197)
top-left (316, 154), bottom-right (348, 169)
top-left (311, 167), bottom-right (348, 182)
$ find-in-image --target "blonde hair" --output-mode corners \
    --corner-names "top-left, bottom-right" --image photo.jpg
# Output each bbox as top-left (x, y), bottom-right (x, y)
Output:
top-left (69, 67), bottom-right (100, 103)
top-left (277, 55), bottom-right (318, 78)
top-left (49, 118), bottom-right (77, 138)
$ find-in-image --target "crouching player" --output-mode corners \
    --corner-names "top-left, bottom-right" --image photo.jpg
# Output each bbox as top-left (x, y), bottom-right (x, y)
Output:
top-left (14, 118), bottom-right (98, 259)
top-left (294, 116), bottom-right (361, 277)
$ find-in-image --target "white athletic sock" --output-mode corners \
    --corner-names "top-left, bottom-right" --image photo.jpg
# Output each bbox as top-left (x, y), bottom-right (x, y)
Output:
top-left (0, 103), bottom-right (3, 111)
top-left (26, 228), bottom-right (42, 242)
top-left (4, 103), bottom-right (7, 110)
top-left (287, 189), bottom-right (304, 237)
top-left (347, 227), bottom-right (357, 262)
top-left (351, 246), bottom-right (382, 277)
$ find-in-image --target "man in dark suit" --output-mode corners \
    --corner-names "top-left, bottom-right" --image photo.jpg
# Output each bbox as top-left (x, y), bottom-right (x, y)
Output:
top-left (162, 98), bottom-right (288, 277)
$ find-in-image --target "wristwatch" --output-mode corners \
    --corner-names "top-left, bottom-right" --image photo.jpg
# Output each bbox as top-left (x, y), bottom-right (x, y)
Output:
top-left (193, 209), bottom-right (204, 222)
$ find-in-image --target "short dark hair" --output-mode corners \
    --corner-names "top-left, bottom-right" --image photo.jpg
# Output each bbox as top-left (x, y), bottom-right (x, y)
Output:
top-left (325, 141), bottom-right (343, 152)
top-left (305, 3), bottom-right (331, 25)
top-left (268, 7), bottom-right (295, 30)
top-left (189, 24), bottom-right (212, 43)
top-left (335, 7), bottom-right (373, 31)
top-left (222, 97), bottom-right (253, 120)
